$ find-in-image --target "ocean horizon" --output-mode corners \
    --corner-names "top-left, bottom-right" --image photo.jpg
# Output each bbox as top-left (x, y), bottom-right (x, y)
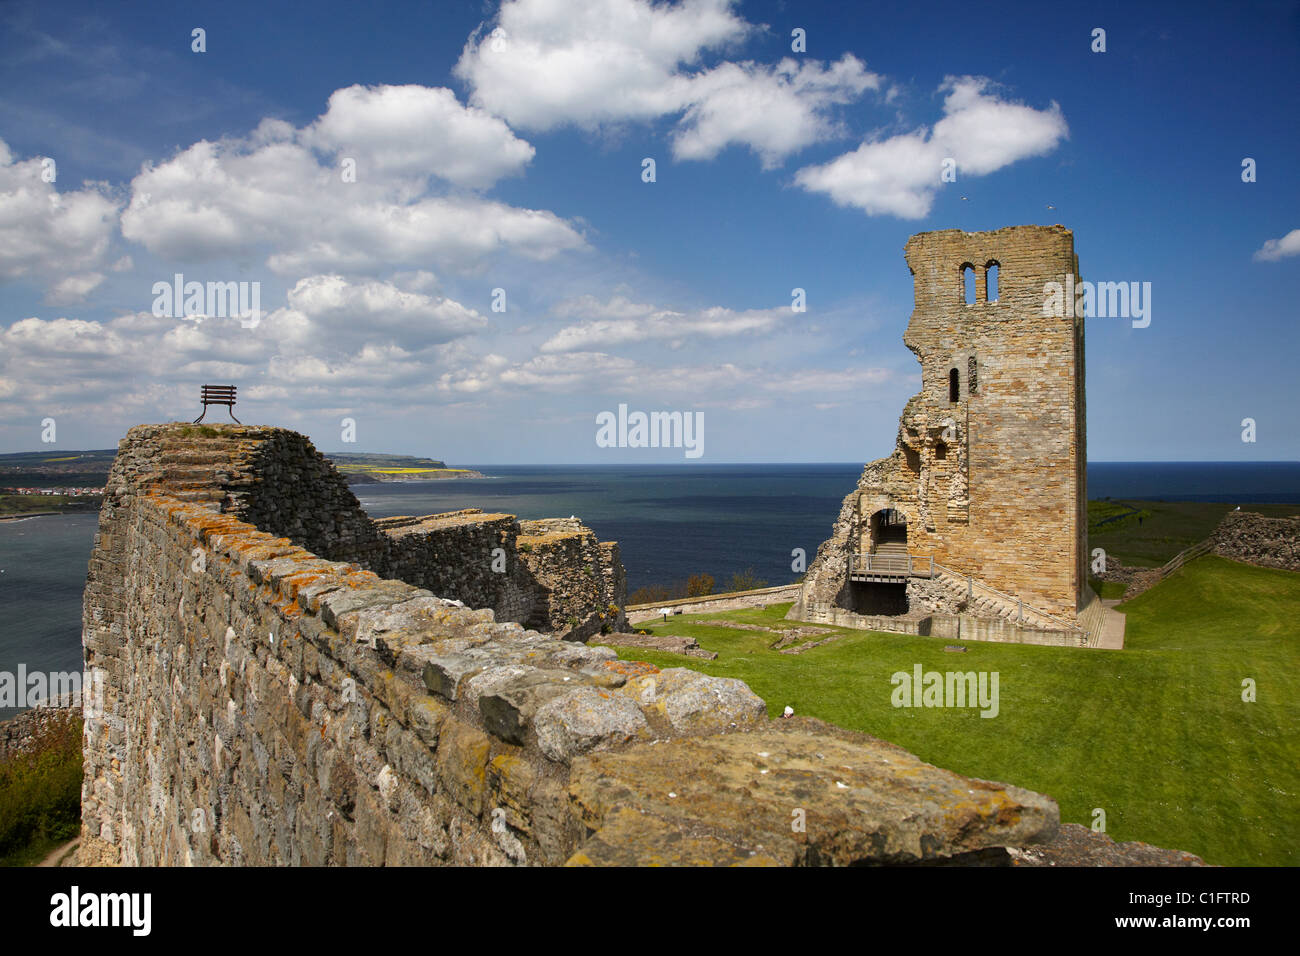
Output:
top-left (2, 459), bottom-right (1297, 719)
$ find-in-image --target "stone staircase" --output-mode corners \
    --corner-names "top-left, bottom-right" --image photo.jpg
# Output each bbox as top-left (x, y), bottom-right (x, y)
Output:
top-left (930, 565), bottom-right (1080, 633)
top-left (152, 437), bottom-right (253, 504)
top-left (105, 426), bottom-right (271, 507)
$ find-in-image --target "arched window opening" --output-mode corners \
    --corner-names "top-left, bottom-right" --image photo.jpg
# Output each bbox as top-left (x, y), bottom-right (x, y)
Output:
top-left (968, 356), bottom-right (978, 395)
top-left (949, 367), bottom-right (960, 403)
top-left (962, 264), bottom-right (976, 305)
top-left (985, 261), bottom-right (999, 302)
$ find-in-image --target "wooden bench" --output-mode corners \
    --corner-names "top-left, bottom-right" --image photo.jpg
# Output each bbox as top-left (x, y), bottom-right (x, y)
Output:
top-left (193, 385), bottom-right (241, 424)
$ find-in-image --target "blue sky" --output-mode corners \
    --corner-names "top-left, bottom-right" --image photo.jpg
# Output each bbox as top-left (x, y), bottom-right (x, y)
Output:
top-left (0, 0), bottom-right (1296, 463)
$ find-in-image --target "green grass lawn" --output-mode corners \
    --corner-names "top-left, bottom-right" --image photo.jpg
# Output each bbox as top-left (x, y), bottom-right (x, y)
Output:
top-left (1088, 499), bottom-right (1299, 567)
top-left (1088, 577), bottom-right (1127, 599)
top-left (599, 555), bottom-right (1299, 866)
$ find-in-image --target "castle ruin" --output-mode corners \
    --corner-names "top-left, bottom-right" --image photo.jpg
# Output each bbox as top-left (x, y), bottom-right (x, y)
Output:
top-left (792, 225), bottom-right (1111, 646)
top-left (77, 419), bottom-right (1191, 864)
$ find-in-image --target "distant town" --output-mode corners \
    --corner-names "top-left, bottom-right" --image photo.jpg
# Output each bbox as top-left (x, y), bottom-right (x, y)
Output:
top-left (0, 456), bottom-right (108, 517)
top-left (5, 487), bottom-right (104, 497)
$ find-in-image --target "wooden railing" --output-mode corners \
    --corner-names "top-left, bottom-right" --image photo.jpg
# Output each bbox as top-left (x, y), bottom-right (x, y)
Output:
top-left (1155, 539), bottom-right (1214, 579)
top-left (848, 553), bottom-right (934, 578)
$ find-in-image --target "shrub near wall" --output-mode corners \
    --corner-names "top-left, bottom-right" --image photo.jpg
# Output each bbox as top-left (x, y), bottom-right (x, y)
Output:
top-left (0, 710), bottom-right (82, 861)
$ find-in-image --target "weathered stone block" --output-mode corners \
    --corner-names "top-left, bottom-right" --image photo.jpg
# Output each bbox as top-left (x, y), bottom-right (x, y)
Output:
top-left (532, 686), bottom-right (651, 763)
top-left (633, 667), bottom-right (767, 736)
top-left (569, 719), bottom-right (1059, 866)
top-left (435, 720), bottom-right (491, 817)
top-left (478, 669), bottom-right (594, 746)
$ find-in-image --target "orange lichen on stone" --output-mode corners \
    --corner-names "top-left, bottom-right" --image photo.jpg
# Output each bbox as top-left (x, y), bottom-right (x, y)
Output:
top-left (602, 660), bottom-right (659, 678)
top-left (517, 532), bottom-right (584, 546)
top-left (278, 571), bottom-right (335, 601)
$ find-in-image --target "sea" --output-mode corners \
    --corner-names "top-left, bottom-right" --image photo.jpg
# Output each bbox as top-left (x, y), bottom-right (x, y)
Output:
top-left (2, 460), bottom-right (1297, 719)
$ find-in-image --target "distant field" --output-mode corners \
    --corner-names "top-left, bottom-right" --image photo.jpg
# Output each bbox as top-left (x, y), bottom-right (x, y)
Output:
top-left (0, 449), bottom-right (116, 488)
top-left (322, 452), bottom-right (482, 481)
top-left (599, 555), bottom-right (1300, 866)
top-left (365, 467), bottom-right (475, 476)
top-left (1088, 499), bottom-right (1299, 567)
top-left (326, 452), bottom-right (448, 469)
top-left (0, 450), bottom-right (116, 468)
top-left (0, 494), bottom-right (100, 517)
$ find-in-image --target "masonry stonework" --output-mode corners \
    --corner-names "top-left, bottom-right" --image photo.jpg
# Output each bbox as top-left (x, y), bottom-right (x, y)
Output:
top-left (793, 226), bottom-right (1090, 639)
top-left (98, 424), bottom-right (627, 638)
top-left (78, 421), bottom-right (1201, 864)
top-left (1211, 512), bottom-right (1300, 572)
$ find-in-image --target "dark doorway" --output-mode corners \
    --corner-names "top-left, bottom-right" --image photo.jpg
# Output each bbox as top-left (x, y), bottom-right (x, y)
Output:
top-left (869, 508), bottom-right (908, 551)
top-left (849, 581), bottom-right (909, 615)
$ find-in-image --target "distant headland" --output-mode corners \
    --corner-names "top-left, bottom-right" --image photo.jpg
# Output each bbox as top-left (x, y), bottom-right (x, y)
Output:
top-left (0, 447), bottom-right (483, 514)
top-left (0, 447), bottom-right (486, 489)
top-left (325, 452), bottom-right (486, 483)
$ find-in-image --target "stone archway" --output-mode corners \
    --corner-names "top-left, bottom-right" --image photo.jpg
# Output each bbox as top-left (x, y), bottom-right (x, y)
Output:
top-left (869, 508), bottom-right (908, 553)
top-left (852, 508), bottom-right (910, 615)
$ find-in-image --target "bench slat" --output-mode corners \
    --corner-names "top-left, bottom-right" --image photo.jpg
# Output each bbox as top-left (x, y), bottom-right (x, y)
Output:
top-left (195, 385), bottom-right (241, 424)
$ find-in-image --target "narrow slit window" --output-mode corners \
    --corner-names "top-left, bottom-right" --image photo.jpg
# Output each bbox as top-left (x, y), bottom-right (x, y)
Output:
top-left (985, 262), bottom-right (999, 302)
top-left (962, 264), bottom-right (975, 305)
top-left (949, 367), bottom-right (960, 403)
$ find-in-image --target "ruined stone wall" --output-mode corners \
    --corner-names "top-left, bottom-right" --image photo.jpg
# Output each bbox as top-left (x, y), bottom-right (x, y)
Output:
top-left (895, 225), bottom-right (1085, 616)
top-left (73, 425), bottom-right (1072, 867)
top-left (80, 488), bottom-right (1070, 865)
top-left (787, 476), bottom-right (859, 620)
top-left (80, 422), bottom-right (1204, 866)
top-left (373, 513), bottom-right (628, 639)
top-left (97, 425), bottom-right (623, 634)
top-left (625, 583), bottom-right (802, 624)
top-left (1211, 511), bottom-right (1300, 572)
top-left (516, 520), bottom-right (627, 639)
top-left (375, 511), bottom-right (537, 624)
top-left (796, 226), bottom-right (1087, 623)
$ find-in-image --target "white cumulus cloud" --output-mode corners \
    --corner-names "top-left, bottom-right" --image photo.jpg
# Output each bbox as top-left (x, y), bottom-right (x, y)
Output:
top-left (0, 139), bottom-right (120, 286)
top-left (673, 55), bottom-right (879, 167)
top-left (1253, 229), bottom-right (1300, 262)
top-left (301, 84), bottom-right (536, 189)
top-left (46, 272), bottom-right (106, 305)
top-left (455, 0), bottom-right (880, 166)
top-left (540, 294), bottom-right (784, 352)
top-left (795, 76), bottom-right (1068, 218)
top-left (118, 89), bottom-right (585, 275)
top-left (283, 274), bottom-right (487, 348)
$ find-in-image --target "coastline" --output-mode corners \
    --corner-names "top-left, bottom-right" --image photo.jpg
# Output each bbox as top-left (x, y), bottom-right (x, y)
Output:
top-left (344, 470), bottom-right (487, 484)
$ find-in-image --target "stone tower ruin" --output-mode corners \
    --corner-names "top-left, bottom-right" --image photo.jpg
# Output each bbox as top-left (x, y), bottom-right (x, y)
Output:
top-left (792, 225), bottom-right (1093, 642)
